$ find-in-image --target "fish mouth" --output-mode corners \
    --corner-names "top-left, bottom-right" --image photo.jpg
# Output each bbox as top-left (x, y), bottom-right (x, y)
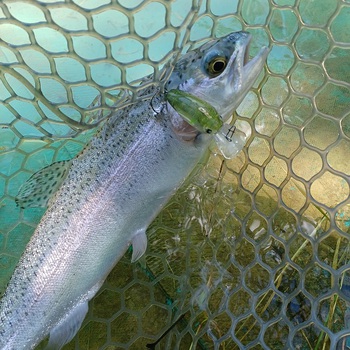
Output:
top-left (219, 32), bottom-right (270, 121)
top-left (242, 38), bottom-right (270, 78)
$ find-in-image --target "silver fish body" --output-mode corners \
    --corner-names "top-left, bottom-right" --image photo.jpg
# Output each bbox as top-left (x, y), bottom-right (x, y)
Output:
top-left (0, 100), bottom-right (209, 348)
top-left (0, 31), bottom-right (269, 349)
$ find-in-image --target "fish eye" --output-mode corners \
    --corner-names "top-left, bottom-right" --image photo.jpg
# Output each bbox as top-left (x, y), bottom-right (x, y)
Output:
top-left (206, 129), bottom-right (212, 134)
top-left (207, 56), bottom-right (227, 77)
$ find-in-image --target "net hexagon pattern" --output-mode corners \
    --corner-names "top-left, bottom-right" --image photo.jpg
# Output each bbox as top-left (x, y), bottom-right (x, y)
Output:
top-left (0, 0), bottom-right (349, 349)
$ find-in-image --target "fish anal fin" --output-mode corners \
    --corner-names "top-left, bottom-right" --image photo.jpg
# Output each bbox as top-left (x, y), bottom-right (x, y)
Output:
top-left (131, 229), bottom-right (148, 263)
top-left (15, 160), bottom-right (72, 209)
top-left (45, 301), bottom-right (88, 350)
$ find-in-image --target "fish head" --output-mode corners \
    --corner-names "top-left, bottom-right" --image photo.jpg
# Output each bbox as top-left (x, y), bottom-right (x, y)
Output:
top-left (167, 31), bottom-right (270, 124)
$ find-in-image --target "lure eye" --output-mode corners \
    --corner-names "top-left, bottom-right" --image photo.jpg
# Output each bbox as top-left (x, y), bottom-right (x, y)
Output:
top-left (207, 56), bottom-right (227, 77)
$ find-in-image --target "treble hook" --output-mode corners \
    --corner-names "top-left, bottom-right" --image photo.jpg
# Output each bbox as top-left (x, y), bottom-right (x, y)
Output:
top-left (150, 87), bottom-right (166, 116)
top-left (225, 125), bottom-right (236, 142)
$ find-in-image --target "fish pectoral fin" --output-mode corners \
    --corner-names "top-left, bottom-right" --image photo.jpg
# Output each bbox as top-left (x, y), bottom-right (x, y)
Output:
top-left (45, 301), bottom-right (88, 350)
top-left (15, 160), bottom-right (72, 209)
top-left (131, 229), bottom-right (148, 263)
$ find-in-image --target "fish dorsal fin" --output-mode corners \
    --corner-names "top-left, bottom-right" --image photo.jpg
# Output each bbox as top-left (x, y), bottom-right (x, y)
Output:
top-left (15, 160), bottom-right (72, 209)
top-left (45, 301), bottom-right (88, 350)
top-left (131, 229), bottom-right (148, 263)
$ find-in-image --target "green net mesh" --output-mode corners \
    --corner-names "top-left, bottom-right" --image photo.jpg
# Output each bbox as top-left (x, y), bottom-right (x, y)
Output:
top-left (0, 0), bottom-right (350, 349)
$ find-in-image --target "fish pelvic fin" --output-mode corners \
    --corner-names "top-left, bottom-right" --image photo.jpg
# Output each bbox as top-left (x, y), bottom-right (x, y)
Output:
top-left (131, 229), bottom-right (148, 262)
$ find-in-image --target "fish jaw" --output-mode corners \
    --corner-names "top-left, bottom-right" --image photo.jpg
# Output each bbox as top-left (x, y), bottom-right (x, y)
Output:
top-left (219, 34), bottom-right (270, 120)
top-left (172, 31), bottom-right (270, 122)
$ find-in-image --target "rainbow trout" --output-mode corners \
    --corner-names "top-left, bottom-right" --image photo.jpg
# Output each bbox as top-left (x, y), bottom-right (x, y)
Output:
top-left (0, 31), bottom-right (269, 349)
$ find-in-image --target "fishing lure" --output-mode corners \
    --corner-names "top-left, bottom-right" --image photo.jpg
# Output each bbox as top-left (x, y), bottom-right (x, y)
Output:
top-left (165, 89), bottom-right (223, 134)
top-left (165, 89), bottom-right (247, 159)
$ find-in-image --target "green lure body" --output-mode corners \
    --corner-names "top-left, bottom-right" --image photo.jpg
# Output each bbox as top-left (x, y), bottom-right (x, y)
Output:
top-left (165, 89), bottom-right (223, 134)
